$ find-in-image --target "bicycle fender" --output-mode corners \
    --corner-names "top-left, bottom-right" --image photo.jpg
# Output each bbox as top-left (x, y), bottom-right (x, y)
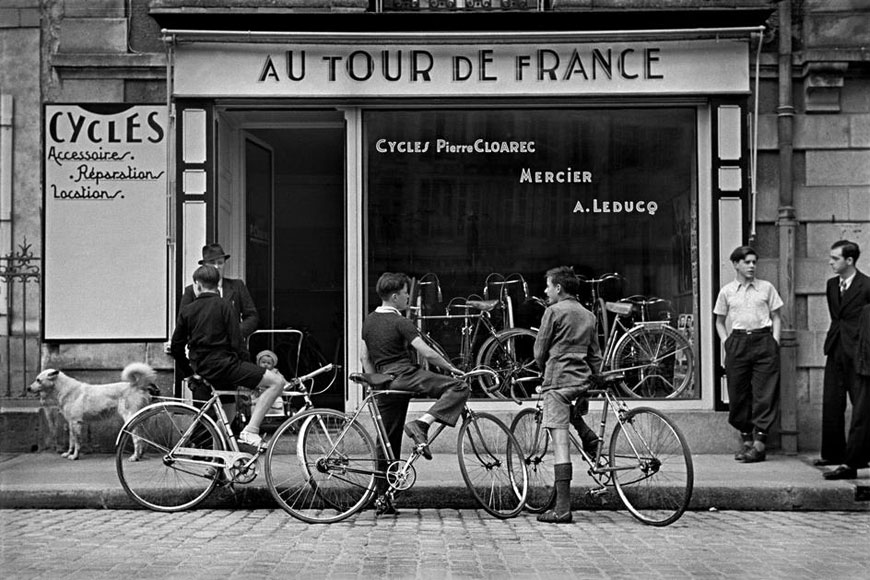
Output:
top-left (114, 401), bottom-right (209, 447)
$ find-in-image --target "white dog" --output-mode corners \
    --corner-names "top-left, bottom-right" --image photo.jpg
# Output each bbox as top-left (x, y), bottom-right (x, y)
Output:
top-left (29, 363), bottom-right (159, 460)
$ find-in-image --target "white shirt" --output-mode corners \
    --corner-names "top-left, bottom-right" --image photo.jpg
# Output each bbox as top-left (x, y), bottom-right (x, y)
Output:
top-left (839, 272), bottom-right (856, 293)
top-left (714, 278), bottom-right (784, 330)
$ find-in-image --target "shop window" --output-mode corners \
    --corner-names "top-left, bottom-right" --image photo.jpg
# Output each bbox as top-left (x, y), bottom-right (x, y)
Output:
top-left (365, 108), bottom-right (699, 399)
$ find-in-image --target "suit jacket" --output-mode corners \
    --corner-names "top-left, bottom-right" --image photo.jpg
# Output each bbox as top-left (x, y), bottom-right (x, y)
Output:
top-left (824, 270), bottom-right (870, 359)
top-left (179, 277), bottom-right (259, 339)
top-left (856, 304), bottom-right (870, 377)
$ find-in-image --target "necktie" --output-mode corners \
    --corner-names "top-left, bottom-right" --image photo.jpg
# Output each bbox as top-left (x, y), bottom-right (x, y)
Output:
top-left (839, 280), bottom-right (847, 296)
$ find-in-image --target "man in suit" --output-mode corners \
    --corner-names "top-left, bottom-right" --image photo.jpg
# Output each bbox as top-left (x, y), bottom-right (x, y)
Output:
top-left (819, 240), bottom-right (870, 480)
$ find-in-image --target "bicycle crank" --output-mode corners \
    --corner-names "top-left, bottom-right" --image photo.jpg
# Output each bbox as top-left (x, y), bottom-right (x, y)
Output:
top-left (228, 453), bottom-right (258, 484)
top-left (385, 460), bottom-right (417, 491)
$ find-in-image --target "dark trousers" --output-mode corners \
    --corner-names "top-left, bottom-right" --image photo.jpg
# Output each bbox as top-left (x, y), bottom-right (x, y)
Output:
top-left (724, 331), bottom-right (780, 434)
top-left (823, 347), bottom-right (870, 467)
top-left (374, 364), bottom-right (469, 492)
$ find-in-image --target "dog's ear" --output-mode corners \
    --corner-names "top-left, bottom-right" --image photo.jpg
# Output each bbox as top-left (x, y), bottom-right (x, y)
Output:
top-left (46, 370), bottom-right (59, 380)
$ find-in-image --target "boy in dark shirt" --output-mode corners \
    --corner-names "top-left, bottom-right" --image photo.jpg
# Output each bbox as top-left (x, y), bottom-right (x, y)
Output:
top-left (360, 272), bottom-right (468, 512)
top-left (170, 265), bottom-right (286, 449)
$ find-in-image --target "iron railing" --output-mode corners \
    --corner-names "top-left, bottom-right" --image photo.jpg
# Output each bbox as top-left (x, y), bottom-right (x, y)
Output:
top-left (0, 239), bottom-right (40, 397)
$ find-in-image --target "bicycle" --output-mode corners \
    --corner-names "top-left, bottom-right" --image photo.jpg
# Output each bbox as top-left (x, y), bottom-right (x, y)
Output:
top-left (409, 273), bottom-right (541, 400)
top-left (575, 273), bottom-right (695, 399)
top-left (115, 363), bottom-right (337, 512)
top-left (510, 371), bottom-right (693, 526)
top-left (263, 367), bottom-right (529, 523)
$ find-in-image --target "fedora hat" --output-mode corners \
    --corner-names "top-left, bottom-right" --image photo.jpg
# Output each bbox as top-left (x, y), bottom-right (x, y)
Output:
top-left (198, 243), bottom-right (231, 264)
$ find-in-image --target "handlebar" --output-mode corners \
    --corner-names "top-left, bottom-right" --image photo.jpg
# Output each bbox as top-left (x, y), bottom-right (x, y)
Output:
top-left (417, 273), bottom-right (443, 303)
top-left (283, 363), bottom-right (339, 395)
top-left (459, 366), bottom-right (526, 406)
top-left (578, 272), bottom-right (623, 285)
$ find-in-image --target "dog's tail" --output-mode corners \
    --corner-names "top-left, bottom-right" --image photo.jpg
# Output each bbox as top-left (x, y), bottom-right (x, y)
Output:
top-left (122, 362), bottom-right (159, 396)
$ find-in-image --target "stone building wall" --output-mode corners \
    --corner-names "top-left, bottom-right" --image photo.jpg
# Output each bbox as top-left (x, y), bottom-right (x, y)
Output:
top-left (2, 0), bottom-right (869, 453)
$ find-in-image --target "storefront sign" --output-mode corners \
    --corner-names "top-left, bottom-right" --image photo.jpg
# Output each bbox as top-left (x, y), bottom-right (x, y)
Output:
top-left (174, 39), bottom-right (748, 97)
top-left (44, 104), bottom-right (168, 340)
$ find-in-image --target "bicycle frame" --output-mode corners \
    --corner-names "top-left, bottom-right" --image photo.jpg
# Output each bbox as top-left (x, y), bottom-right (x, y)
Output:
top-left (600, 306), bottom-right (673, 373)
top-left (414, 303), bottom-right (501, 371)
top-left (308, 370), bottom-right (509, 496)
top-left (119, 363), bottom-right (337, 480)
top-left (529, 384), bottom-right (655, 489)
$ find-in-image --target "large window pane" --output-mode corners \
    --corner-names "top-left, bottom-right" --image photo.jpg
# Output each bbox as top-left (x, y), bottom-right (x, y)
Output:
top-left (365, 108), bottom-right (699, 399)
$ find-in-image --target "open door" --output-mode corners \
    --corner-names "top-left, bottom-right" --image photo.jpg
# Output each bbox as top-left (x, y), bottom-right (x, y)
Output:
top-left (243, 134), bottom-right (275, 330)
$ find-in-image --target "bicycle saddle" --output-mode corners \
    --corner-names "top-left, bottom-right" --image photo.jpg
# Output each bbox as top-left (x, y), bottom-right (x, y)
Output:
top-left (348, 373), bottom-right (394, 388)
top-left (604, 301), bottom-right (635, 316)
top-left (186, 375), bottom-right (236, 396)
top-left (465, 299), bottom-right (499, 312)
top-left (590, 373), bottom-right (625, 387)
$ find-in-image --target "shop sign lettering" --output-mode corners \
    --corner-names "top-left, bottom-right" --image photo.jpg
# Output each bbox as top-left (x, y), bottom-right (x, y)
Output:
top-left (258, 47), bottom-right (663, 84)
top-left (46, 109), bottom-right (166, 200)
top-left (573, 200), bottom-right (659, 215)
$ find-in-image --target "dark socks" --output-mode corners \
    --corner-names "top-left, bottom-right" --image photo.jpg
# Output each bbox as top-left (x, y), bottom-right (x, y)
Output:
top-left (554, 462), bottom-right (572, 514)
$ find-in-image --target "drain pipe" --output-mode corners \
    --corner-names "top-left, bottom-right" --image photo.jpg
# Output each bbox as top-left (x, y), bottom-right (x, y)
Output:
top-left (776, 0), bottom-right (798, 454)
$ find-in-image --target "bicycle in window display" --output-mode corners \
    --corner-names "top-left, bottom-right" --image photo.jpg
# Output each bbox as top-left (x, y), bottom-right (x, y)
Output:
top-left (572, 273), bottom-right (695, 399)
top-left (408, 273), bottom-right (542, 400)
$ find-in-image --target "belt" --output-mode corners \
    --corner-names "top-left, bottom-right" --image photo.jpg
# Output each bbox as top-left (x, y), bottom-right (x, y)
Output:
top-left (731, 327), bottom-right (770, 335)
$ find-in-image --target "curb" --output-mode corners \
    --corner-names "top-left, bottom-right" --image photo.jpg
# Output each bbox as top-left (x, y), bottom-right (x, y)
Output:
top-left (2, 482), bottom-right (868, 512)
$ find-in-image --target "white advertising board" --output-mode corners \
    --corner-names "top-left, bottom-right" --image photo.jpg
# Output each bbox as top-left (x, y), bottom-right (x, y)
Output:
top-left (44, 104), bottom-right (168, 340)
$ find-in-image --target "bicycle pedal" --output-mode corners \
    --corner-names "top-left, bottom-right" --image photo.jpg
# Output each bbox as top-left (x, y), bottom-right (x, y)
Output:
top-left (587, 487), bottom-right (608, 498)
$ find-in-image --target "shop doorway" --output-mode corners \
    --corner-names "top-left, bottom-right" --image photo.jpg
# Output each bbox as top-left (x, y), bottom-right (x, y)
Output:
top-left (224, 110), bottom-right (346, 409)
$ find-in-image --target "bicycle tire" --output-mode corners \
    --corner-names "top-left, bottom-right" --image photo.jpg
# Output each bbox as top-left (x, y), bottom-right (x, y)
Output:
top-left (476, 328), bottom-right (541, 399)
top-left (116, 403), bottom-right (224, 512)
top-left (611, 325), bottom-right (694, 398)
top-left (265, 408), bottom-right (378, 524)
top-left (509, 407), bottom-right (556, 513)
top-left (609, 407), bottom-right (693, 526)
top-left (457, 412), bottom-right (528, 518)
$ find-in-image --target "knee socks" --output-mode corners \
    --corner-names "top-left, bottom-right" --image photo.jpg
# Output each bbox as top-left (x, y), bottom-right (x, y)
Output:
top-left (554, 462), bottom-right (572, 514)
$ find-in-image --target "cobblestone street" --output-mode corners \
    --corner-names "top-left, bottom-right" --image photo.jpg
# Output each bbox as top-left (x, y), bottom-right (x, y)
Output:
top-left (1, 509), bottom-right (868, 579)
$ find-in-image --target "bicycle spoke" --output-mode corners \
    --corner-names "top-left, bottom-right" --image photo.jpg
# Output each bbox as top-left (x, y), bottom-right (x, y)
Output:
top-left (458, 413), bottom-right (527, 518)
top-left (265, 409), bottom-right (377, 524)
top-left (612, 326), bottom-right (694, 398)
top-left (509, 408), bottom-right (555, 513)
top-left (609, 407), bottom-right (693, 526)
top-left (116, 404), bottom-right (223, 512)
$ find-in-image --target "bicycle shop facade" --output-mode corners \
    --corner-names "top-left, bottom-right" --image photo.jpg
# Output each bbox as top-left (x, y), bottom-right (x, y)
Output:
top-left (33, 6), bottom-right (776, 453)
top-left (158, 24), bottom-right (761, 436)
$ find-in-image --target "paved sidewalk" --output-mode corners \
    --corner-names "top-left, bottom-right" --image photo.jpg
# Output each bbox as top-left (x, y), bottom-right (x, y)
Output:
top-left (0, 451), bottom-right (867, 511)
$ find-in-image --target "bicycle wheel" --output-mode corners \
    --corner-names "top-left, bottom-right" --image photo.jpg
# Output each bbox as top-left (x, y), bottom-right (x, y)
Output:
top-left (476, 328), bottom-right (541, 399)
top-left (611, 325), bottom-right (694, 398)
top-left (609, 407), bottom-right (693, 526)
top-left (457, 412), bottom-right (528, 518)
top-left (509, 407), bottom-right (555, 513)
top-left (265, 409), bottom-right (378, 524)
top-left (116, 403), bottom-right (224, 512)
